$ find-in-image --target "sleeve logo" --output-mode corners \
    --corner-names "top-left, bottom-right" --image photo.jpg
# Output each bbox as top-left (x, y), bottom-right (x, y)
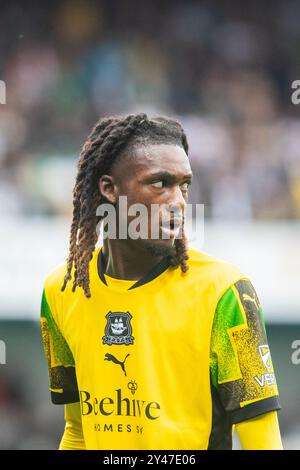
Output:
top-left (258, 344), bottom-right (272, 370)
top-left (254, 345), bottom-right (276, 387)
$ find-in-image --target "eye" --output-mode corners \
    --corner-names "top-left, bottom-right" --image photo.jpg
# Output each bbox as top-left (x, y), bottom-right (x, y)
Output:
top-left (151, 180), bottom-right (164, 188)
top-left (180, 182), bottom-right (190, 191)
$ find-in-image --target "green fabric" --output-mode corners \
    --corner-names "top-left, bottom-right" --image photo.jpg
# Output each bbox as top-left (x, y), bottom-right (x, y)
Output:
top-left (40, 290), bottom-right (75, 367)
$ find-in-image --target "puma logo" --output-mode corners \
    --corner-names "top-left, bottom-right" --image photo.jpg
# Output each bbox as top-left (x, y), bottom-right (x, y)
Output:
top-left (242, 293), bottom-right (259, 310)
top-left (104, 353), bottom-right (130, 376)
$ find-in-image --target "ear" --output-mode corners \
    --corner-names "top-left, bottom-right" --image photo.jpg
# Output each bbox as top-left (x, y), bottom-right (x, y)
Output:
top-left (98, 175), bottom-right (118, 204)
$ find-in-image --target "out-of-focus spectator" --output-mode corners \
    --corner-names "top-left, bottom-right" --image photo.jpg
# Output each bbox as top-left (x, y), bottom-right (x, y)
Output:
top-left (0, 0), bottom-right (299, 219)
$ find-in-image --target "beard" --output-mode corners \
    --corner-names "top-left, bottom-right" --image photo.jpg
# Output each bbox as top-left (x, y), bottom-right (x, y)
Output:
top-left (142, 239), bottom-right (177, 258)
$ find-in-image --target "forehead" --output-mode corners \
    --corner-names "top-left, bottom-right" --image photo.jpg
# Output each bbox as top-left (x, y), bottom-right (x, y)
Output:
top-left (114, 143), bottom-right (191, 179)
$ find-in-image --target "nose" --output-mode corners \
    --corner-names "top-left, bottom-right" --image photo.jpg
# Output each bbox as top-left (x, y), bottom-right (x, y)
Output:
top-left (167, 186), bottom-right (186, 216)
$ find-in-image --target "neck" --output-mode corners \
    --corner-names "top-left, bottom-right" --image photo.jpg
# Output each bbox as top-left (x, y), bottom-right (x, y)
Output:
top-left (102, 239), bottom-right (170, 280)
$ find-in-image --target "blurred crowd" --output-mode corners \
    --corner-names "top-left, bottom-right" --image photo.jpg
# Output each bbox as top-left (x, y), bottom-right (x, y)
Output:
top-left (1, 0), bottom-right (300, 219)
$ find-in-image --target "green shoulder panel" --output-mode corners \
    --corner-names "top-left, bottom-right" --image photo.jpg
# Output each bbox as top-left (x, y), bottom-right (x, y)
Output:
top-left (40, 289), bottom-right (75, 370)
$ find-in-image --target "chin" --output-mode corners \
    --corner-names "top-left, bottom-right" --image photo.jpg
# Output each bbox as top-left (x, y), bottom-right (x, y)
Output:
top-left (141, 238), bottom-right (176, 258)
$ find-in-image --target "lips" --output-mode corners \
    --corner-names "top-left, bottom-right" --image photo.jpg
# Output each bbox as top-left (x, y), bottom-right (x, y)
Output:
top-left (160, 218), bottom-right (183, 238)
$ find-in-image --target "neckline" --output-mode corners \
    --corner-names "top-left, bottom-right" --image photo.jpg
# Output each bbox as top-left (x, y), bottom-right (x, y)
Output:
top-left (97, 247), bottom-right (172, 292)
top-left (104, 273), bottom-right (137, 291)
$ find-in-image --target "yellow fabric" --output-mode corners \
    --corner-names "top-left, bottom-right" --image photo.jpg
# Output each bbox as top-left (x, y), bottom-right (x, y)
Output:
top-left (60, 408), bottom-right (283, 450)
top-left (104, 273), bottom-right (137, 289)
top-left (59, 402), bottom-right (86, 450)
top-left (42, 246), bottom-right (280, 450)
top-left (236, 411), bottom-right (283, 450)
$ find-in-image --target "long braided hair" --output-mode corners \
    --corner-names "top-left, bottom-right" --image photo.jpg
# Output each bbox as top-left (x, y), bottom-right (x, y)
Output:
top-left (61, 113), bottom-right (190, 298)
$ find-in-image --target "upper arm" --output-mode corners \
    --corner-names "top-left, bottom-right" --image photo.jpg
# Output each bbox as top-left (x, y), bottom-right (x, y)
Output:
top-left (210, 278), bottom-right (281, 424)
top-left (40, 287), bottom-right (79, 404)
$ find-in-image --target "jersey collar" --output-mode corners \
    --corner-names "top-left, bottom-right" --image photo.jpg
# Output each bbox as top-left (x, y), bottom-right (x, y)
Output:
top-left (97, 248), bottom-right (172, 290)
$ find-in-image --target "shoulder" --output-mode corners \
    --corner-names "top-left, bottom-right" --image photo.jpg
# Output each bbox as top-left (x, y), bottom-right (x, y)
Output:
top-left (43, 246), bottom-right (100, 303)
top-left (187, 247), bottom-right (246, 278)
top-left (44, 261), bottom-right (68, 296)
top-left (186, 247), bottom-right (250, 299)
top-left (40, 261), bottom-right (68, 327)
top-left (42, 260), bottom-right (72, 318)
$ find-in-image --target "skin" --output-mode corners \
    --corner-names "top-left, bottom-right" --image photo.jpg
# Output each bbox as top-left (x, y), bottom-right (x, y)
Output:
top-left (98, 143), bottom-right (193, 280)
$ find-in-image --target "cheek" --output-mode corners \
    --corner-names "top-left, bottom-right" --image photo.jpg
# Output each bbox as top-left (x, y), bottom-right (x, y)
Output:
top-left (126, 184), bottom-right (156, 205)
top-left (117, 180), bottom-right (138, 203)
top-left (116, 184), bottom-right (154, 221)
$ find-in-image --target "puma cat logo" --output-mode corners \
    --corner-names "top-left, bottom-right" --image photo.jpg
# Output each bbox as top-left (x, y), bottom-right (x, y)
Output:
top-left (242, 293), bottom-right (259, 310)
top-left (104, 353), bottom-right (130, 376)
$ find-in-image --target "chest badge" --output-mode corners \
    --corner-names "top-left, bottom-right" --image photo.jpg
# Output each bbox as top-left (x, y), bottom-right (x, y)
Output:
top-left (102, 311), bottom-right (134, 345)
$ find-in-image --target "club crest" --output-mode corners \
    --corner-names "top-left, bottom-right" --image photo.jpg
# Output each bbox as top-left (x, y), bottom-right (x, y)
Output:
top-left (259, 344), bottom-right (272, 370)
top-left (102, 311), bottom-right (134, 345)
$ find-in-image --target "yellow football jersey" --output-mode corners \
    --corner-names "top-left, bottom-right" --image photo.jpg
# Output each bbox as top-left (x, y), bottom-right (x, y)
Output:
top-left (40, 246), bottom-right (280, 449)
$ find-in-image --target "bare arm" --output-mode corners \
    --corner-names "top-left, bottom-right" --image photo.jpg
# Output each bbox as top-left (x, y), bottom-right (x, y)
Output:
top-left (59, 402), bottom-right (86, 450)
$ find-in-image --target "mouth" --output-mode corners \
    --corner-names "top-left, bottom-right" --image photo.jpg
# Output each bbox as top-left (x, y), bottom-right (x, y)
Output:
top-left (160, 218), bottom-right (183, 239)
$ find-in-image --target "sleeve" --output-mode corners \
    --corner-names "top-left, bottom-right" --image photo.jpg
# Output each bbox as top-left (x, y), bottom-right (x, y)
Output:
top-left (59, 403), bottom-right (86, 450)
top-left (40, 288), bottom-right (79, 404)
top-left (210, 278), bottom-right (281, 424)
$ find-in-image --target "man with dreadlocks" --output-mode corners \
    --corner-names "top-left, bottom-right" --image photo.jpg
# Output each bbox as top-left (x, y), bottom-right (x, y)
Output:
top-left (40, 113), bottom-right (282, 450)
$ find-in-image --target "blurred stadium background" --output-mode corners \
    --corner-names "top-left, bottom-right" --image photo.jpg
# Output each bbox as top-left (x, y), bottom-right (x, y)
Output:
top-left (0, 0), bottom-right (300, 449)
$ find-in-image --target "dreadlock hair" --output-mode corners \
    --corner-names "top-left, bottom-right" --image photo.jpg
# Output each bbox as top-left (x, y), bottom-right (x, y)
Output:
top-left (61, 113), bottom-right (190, 298)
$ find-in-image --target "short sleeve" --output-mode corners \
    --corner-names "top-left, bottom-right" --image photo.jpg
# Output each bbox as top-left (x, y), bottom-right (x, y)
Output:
top-left (40, 288), bottom-right (79, 404)
top-left (210, 278), bottom-right (281, 424)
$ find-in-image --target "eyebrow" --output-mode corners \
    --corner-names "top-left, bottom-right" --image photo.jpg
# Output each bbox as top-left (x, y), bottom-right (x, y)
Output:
top-left (146, 171), bottom-right (193, 183)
